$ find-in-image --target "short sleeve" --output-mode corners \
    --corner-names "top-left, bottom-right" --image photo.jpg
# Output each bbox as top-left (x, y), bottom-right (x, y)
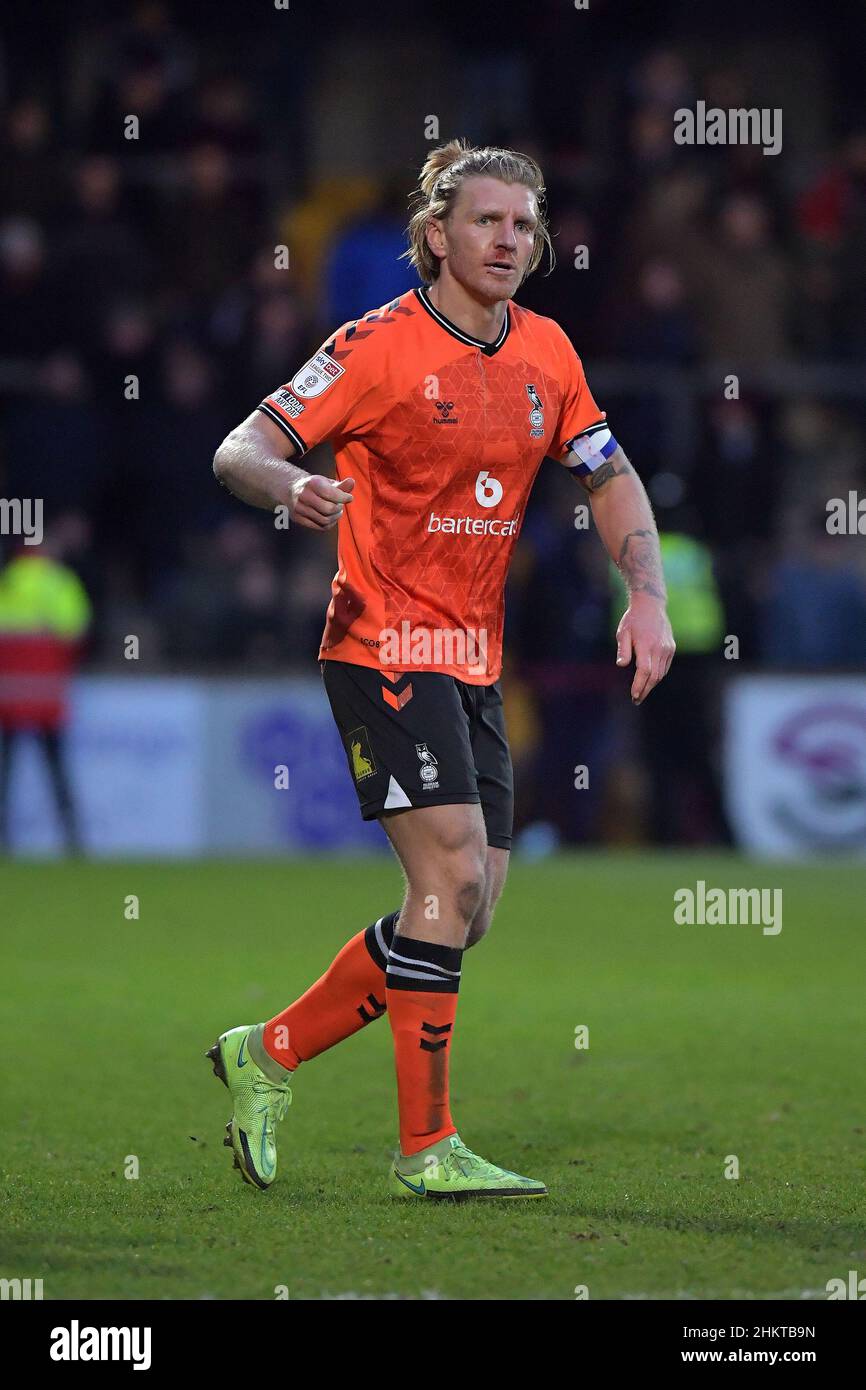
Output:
top-left (257, 320), bottom-right (387, 457)
top-left (548, 328), bottom-right (607, 462)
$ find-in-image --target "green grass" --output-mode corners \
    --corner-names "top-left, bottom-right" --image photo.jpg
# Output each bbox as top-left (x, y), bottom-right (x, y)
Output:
top-left (1, 853), bottom-right (864, 1300)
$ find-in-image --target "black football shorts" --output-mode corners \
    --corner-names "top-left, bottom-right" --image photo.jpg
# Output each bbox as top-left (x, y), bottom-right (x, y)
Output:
top-left (320, 659), bottom-right (514, 850)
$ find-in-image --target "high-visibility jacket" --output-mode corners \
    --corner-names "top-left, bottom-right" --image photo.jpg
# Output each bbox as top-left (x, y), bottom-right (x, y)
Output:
top-left (0, 555), bottom-right (91, 728)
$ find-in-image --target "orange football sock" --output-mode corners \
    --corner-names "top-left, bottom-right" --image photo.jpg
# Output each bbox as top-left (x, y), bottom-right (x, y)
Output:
top-left (260, 911), bottom-right (398, 1071)
top-left (385, 933), bottom-right (463, 1156)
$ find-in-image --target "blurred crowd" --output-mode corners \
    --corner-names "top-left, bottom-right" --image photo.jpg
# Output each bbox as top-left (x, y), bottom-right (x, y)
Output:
top-left (1, 0), bottom-right (865, 845)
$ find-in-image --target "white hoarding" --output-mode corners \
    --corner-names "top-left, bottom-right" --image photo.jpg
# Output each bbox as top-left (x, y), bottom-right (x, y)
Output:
top-left (724, 676), bottom-right (866, 857)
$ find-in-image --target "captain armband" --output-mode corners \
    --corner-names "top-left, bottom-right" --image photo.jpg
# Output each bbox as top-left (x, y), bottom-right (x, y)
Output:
top-left (563, 423), bottom-right (619, 479)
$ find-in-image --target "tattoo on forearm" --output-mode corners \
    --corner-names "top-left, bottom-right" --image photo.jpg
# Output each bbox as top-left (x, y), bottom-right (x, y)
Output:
top-left (619, 528), bottom-right (667, 600)
top-left (578, 455), bottom-right (633, 493)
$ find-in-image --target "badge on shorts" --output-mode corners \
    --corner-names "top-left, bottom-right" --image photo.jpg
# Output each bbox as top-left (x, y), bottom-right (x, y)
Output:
top-left (348, 726), bottom-right (376, 782)
top-left (415, 743), bottom-right (440, 790)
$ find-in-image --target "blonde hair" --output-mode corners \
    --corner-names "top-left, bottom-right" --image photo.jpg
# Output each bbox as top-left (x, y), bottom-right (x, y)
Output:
top-left (401, 138), bottom-right (555, 285)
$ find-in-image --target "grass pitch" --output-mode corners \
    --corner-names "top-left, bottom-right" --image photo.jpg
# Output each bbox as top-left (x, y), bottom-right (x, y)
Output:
top-left (1, 853), bottom-right (863, 1300)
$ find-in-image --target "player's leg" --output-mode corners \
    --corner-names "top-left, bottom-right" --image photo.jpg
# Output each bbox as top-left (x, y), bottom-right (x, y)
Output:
top-left (380, 802), bottom-right (545, 1199)
top-left (249, 661), bottom-right (487, 1073)
top-left (206, 905), bottom-right (401, 1189)
top-left (378, 800), bottom-right (485, 1152)
top-left (226, 828), bottom-right (505, 1127)
top-left (243, 749), bottom-right (504, 1080)
top-left (380, 799), bottom-right (487, 944)
top-left (248, 908), bottom-right (398, 1072)
top-left (211, 834), bottom-right (506, 1169)
top-left (465, 844), bottom-right (509, 948)
top-left (463, 675), bottom-right (513, 948)
top-left (206, 662), bottom-right (526, 1192)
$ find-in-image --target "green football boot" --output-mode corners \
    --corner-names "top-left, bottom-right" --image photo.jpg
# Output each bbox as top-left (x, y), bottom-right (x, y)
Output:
top-left (206, 1025), bottom-right (291, 1190)
top-left (388, 1132), bottom-right (548, 1200)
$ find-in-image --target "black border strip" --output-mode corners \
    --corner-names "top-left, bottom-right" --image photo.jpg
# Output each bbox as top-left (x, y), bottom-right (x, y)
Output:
top-left (414, 287), bottom-right (510, 356)
top-left (256, 403), bottom-right (308, 455)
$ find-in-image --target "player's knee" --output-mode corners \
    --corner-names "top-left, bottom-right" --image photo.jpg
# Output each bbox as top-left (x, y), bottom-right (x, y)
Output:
top-left (436, 839), bottom-right (486, 923)
top-left (403, 813), bottom-right (487, 926)
top-left (465, 884), bottom-right (502, 948)
top-left (464, 906), bottom-right (490, 948)
top-left (453, 861), bottom-right (487, 926)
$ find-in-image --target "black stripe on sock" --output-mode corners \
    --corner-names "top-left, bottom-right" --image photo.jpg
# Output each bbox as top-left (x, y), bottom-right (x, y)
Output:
top-left (387, 971), bottom-right (459, 993)
top-left (356, 992), bottom-right (386, 1024)
top-left (388, 934), bottom-right (463, 973)
top-left (385, 934), bottom-right (463, 994)
top-left (380, 911), bottom-right (399, 951)
top-left (363, 909), bottom-right (400, 971)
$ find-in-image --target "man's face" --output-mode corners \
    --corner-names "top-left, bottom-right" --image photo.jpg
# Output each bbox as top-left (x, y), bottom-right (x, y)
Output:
top-left (426, 175), bottom-right (539, 303)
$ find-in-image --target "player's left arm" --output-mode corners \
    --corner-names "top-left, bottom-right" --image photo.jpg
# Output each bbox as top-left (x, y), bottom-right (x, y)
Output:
top-left (571, 445), bottom-right (676, 704)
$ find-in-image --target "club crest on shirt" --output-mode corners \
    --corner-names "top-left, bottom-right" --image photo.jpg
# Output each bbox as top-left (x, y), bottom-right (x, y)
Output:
top-left (415, 743), bottom-right (440, 789)
top-left (292, 350), bottom-right (345, 399)
top-left (525, 383), bottom-right (545, 437)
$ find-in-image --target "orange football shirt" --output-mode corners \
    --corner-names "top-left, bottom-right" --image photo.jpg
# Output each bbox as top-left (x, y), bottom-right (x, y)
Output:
top-left (258, 286), bottom-right (606, 684)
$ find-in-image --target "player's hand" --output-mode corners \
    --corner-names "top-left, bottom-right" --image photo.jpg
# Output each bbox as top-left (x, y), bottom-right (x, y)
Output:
top-left (289, 475), bottom-right (355, 531)
top-left (615, 594), bottom-right (675, 704)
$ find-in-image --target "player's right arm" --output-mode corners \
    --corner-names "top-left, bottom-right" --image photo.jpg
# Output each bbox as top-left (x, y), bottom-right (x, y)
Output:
top-left (213, 411), bottom-right (355, 532)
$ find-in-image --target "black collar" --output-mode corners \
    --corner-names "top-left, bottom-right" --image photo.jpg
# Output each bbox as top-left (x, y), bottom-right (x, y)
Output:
top-left (414, 286), bottom-right (511, 356)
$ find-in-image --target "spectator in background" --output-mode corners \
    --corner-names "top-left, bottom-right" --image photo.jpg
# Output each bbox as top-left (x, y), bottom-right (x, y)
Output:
top-left (613, 494), bottom-right (730, 845)
top-left (695, 397), bottom-right (773, 549)
top-left (693, 397), bottom-right (774, 657)
top-left (616, 259), bottom-right (697, 365)
top-left (2, 352), bottom-right (107, 513)
top-left (608, 167), bottom-right (709, 333)
top-left (53, 156), bottom-right (153, 348)
top-left (834, 132), bottom-right (866, 357)
top-left (133, 339), bottom-right (236, 588)
top-left (234, 284), bottom-right (309, 409)
top-left (773, 399), bottom-right (862, 504)
top-left (0, 218), bottom-right (55, 366)
top-left (158, 516), bottom-right (284, 667)
top-left (204, 247), bottom-right (311, 416)
top-left (0, 96), bottom-right (58, 223)
top-left (323, 178), bottom-right (419, 327)
top-left (759, 507), bottom-right (866, 669)
top-left (509, 478), bottom-right (619, 843)
top-left (621, 49), bottom-right (694, 197)
top-left (163, 141), bottom-right (258, 307)
top-left (797, 129), bottom-right (866, 353)
top-left (0, 522), bottom-right (92, 853)
top-left (611, 258), bottom-right (699, 474)
top-left (90, 298), bottom-right (160, 397)
top-left (84, 52), bottom-right (187, 158)
top-left (82, 302), bottom-right (161, 617)
top-left (686, 192), bottom-right (791, 365)
top-left (190, 72), bottom-right (262, 163)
